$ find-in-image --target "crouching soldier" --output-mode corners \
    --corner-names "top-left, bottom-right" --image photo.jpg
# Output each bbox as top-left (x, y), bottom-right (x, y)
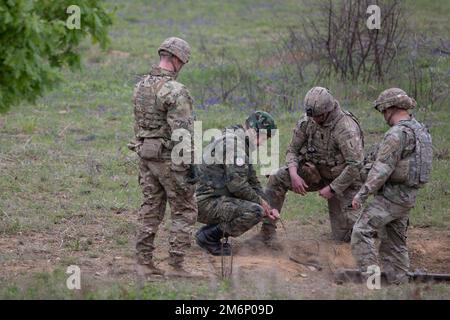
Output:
top-left (351, 88), bottom-right (433, 284)
top-left (195, 111), bottom-right (279, 255)
top-left (261, 87), bottom-right (365, 247)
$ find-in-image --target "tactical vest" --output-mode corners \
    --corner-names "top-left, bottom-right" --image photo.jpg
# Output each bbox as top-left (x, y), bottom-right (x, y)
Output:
top-left (362, 119), bottom-right (432, 188)
top-left (304, 110), bottom-right (364, 179)
top-left (396, 119), bottom-right (433, 187)
top-left (133, 74), bottom-right (172, 141)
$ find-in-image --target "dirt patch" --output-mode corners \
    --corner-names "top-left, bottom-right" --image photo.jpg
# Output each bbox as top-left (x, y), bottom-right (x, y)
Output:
top-left (408, 227), bottom-right (450, 273)
top-left (0, 218), bottom-right (449, 297)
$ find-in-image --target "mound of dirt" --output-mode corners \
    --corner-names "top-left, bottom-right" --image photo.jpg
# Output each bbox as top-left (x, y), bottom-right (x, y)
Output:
top-left (408, 228), bottom-right (450, 273)
top-left (177, 223), bottom-right (450, 292)
top-left (0, 218), bottom-right (449, 299)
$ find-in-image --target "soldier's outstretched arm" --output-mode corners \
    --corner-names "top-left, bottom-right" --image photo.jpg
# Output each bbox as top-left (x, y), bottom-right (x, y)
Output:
top-left (247, 165), bottom-right (269, 201)
top-left (225, 161), bottom-right (264, 205)
top-left (355, 130), bottom-right (404, 204)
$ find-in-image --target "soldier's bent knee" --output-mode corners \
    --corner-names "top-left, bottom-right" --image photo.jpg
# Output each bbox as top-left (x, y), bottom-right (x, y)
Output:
top-left (252, 204), bottom-right (264, 219)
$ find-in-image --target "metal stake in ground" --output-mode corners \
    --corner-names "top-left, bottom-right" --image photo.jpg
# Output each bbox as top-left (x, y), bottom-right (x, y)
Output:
top-left (221, 232), bottom-right (233, 280)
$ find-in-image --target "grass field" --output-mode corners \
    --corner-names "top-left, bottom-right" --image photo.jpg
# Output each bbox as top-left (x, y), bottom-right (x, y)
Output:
top-left (0, 0), bottom-right (449, 299)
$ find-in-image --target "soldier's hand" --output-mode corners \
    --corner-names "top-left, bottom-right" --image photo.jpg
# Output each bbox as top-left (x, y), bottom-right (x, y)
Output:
top-left (290, 174), bottom-right (309, 195)
top-left (319, 185), bottom-right (334, 200)
top-left (352, 197), bottom-right (362, 210)
top-left (267, 208), bottom-right (280, 221)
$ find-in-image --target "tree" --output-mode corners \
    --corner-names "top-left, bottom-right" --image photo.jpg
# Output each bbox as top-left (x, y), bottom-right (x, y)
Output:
top-left (0, 0), bottom-right (113, 113)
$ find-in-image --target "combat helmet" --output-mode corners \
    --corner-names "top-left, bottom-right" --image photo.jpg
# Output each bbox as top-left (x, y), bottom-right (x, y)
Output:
top-left (158, 37), bottom-right (191, 64)
top-left (374, 88), bottom-right (416, 112)
top-left (304, 87), bottom-right (336, 117)
top-left (246, 111), bottom-right (277, 137)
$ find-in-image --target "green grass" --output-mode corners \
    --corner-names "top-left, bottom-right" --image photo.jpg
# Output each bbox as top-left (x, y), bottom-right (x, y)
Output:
top-left (1, 269), bottom-right (449, 300)
top-left (0, 0), bottom-right (449, 299)
top-left (0, 268), bottom-right (214, 299)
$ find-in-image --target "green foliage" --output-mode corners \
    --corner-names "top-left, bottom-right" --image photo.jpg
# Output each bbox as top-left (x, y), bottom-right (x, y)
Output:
top-left (0, 0), bottom-right (449, 300)
top-left (0, 0), bottom-right (113, 113)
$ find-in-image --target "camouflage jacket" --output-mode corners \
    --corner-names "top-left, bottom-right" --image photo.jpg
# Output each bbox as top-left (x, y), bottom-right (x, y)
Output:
top-left (356, 118), bottom-right (419, 208)
top-left (196, 125), bottom-right (266, 204)
top-left (285, 107), bottom-right (364, 195)
top-left (132, 66), bottom-right (194, 152)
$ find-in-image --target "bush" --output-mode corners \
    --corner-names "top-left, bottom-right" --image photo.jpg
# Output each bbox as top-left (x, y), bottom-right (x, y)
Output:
top-left (285, 0), bottom-right (407, 83)
top-left (0, 0), bottom-right (113, 113)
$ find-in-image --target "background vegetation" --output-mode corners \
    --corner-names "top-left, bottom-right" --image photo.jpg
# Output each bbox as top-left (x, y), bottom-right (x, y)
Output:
top-left (0, 0), bottom-right (448, 299)
top-left (0, 0), bottom-right (113, 113)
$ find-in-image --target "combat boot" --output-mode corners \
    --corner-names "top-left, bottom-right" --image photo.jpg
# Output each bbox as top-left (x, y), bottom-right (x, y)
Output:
top-left (136, 261), bottom-right (165, 277)
top-left (165, 257), bottom-right (204, 278)
top-left (196, 224), bottom-right (229, 248)
top-left (165, 266), bottom-right (204, 278)
top-left (196, 225), bottom-right (231, 256)
top-left (259, 223), bottom-right (284, 251)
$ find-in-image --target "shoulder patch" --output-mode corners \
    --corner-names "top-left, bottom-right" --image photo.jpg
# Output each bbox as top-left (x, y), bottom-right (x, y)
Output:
top-left (378, 131), bottom-right (402, 157)
top-left (336, 115), bottom-right (360, 133)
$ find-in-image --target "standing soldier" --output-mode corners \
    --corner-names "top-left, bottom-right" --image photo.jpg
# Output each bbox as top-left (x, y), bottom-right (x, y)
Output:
top-left (351, 88), bottom-right (432, 284)
top-left (260, 87), bottom-right (364, 247)
top-left (195, 111), bottom-right (279, 255)
top-left (131, 37), bottom-right (198, 277)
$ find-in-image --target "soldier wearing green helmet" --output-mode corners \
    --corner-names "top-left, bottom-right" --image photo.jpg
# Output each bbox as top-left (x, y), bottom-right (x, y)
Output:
top-left (245, 110), bottom-right (277, 137)
top-left (195, 111), bottom-right (279, 256)
top-left (259, 87), bottom-right (365, 248)
top-left (351, 88), bottom-right (432, 284)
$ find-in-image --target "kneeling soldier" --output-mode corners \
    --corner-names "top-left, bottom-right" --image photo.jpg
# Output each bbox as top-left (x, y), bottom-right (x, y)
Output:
top-left (195, 111), bottom-right (279, 255)
top-left (262, 87), bottom-right (365, 246)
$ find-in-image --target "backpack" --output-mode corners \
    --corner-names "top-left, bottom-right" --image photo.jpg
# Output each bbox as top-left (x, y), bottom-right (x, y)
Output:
top-left (398, 119), bottom-right (433, 187)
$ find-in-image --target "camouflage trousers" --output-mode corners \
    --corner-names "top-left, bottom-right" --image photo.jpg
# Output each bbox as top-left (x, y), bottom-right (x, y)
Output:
top-left (264, 166), bottom-right (360, 242)
top-left (136, 158), bottom-right (197, 266)
top-left (197, 196), bottom-right (264, 237)
top-left (351, 195), bottom-right (410, 284)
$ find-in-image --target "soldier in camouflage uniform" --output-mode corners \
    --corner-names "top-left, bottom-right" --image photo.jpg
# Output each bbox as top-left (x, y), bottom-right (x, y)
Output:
top-left (195, 111), bottom-right (279, 256)
top-left (261, 87), bottom-right (364, 246)
top-left (351, 88), bottom-right (432, 284)
top-left (131, 37), bottom-right (198, 277)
